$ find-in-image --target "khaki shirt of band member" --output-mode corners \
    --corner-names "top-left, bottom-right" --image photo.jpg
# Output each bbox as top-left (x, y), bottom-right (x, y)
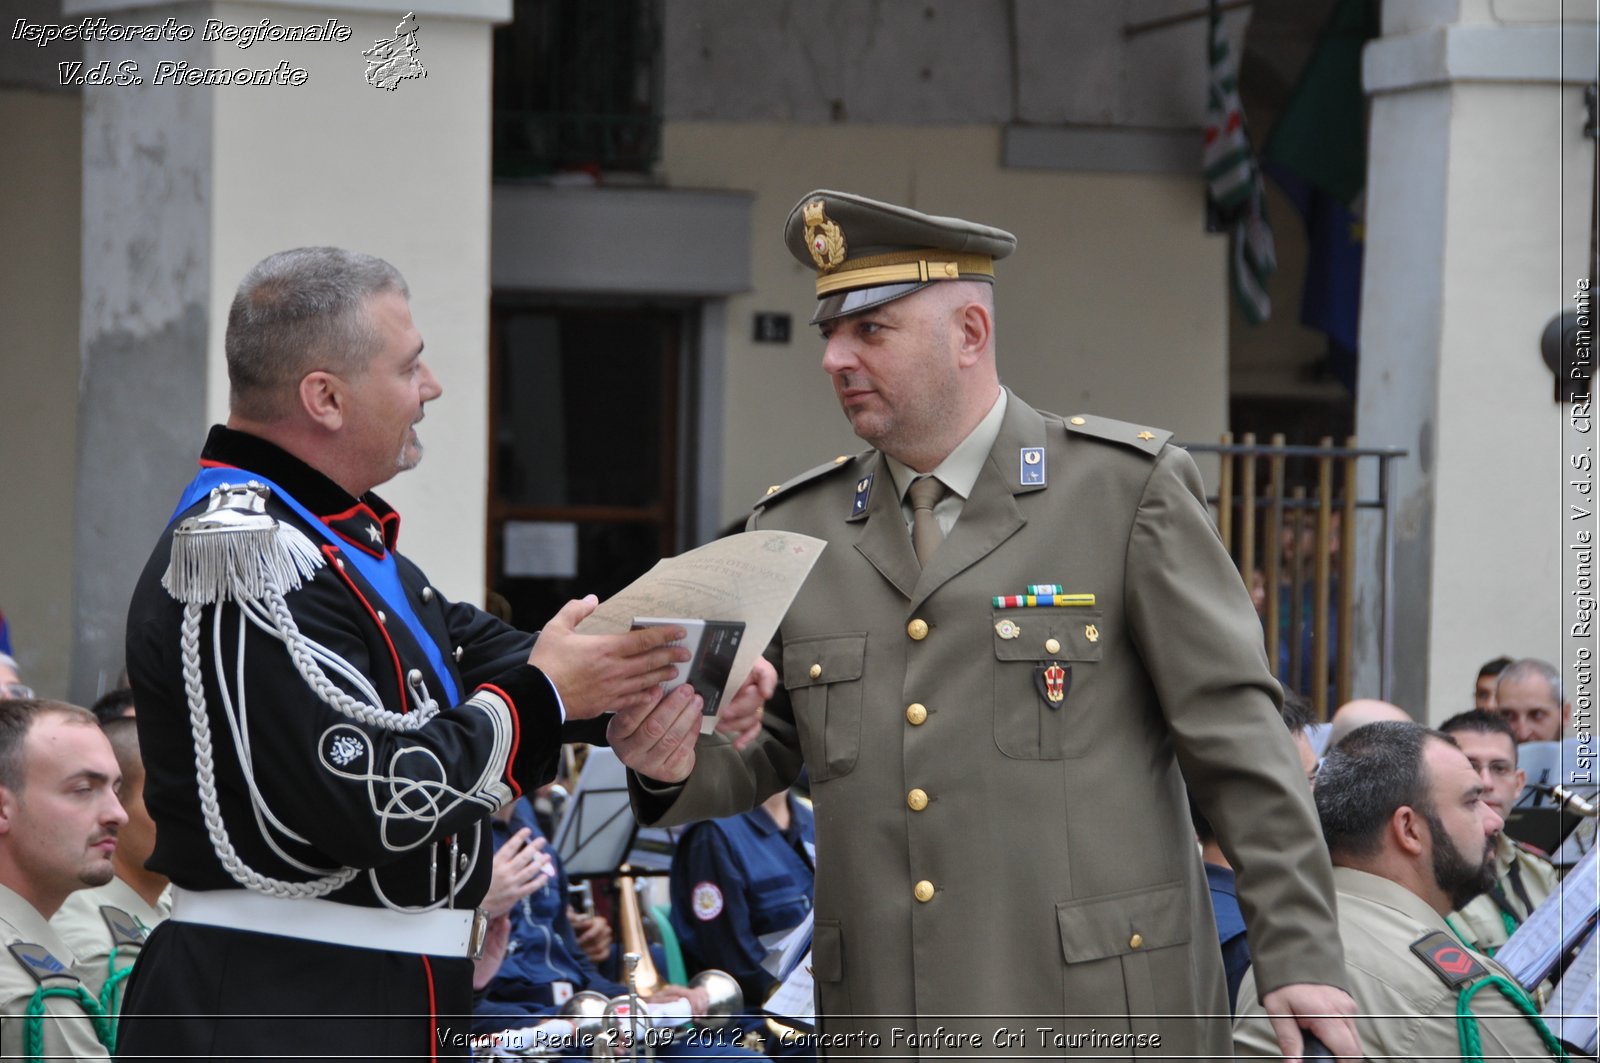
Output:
top-left (1233, 867), bottom-right (1561, 1061)
top-left (51, 876), bottom-right (171, 1004)
top-left (0, 882), bottom-right (110, 1061)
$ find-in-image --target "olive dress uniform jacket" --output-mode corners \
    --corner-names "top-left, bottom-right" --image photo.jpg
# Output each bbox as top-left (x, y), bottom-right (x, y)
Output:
top-left (0, 884), bottom-right (109, 1061)
top-left (1234, 867), bottom-right (1563, 1060)
top-left (633, 393), bottom-right (1346, 1057)
top-left (121, 427), bottom-right (589, 1060)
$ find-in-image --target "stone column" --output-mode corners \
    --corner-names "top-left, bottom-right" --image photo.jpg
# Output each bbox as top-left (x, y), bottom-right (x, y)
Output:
top-left (1355, 0), bottom-right (1595, 717)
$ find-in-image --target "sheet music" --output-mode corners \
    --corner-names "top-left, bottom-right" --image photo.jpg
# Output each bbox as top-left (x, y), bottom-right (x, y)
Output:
top-left (1495, 844), bottom-right (1600, 989)
top-left (762, 909), bottom-right (814, 980)
top-left (1544, 928), bottom-right (1600, 1054)
top-left (1517, 739), bottom-right (1597, 795)
top-left (1554, 816), bottom-right (1597, 867)
top-left (763, 951), bottom-right (817, 1032)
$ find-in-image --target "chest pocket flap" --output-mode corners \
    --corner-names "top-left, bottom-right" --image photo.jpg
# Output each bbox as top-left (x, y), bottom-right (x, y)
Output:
top-left (782, 634), bottom-right (867, 781)
top-left (993, 610), bottom-right (1104, 662)
top-left (783, 634), bottom-right (867, 689)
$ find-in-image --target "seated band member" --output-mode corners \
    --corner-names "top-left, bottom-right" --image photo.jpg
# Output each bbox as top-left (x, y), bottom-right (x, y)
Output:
top-left (670, 789), bottom-right (815, 1054)
top-left (473, 798), bottom-right (759, 1060)
top-left (50, 718), bottom-right (170, 1023)
top-left (1234, 722), bottom-right (1567, 1061)
top-left (1438, 710), bottom-right (1560, 956)
top-left (0, 699), bottom-right (127, 1061)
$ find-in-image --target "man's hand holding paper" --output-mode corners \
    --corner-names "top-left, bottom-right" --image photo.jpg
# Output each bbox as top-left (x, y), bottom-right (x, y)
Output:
top-left (544, 530), bottom-right (820, 776)
top-left (527, 594), bottom-right (693, 718)
top-left (609, 655), bottom-right (777, 781)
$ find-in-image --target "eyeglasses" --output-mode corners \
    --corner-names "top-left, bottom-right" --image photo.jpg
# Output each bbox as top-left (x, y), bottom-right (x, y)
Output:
top-left (1, 683), bottom-right (33, 701)
top-left (1468, 759), bottom-right (1517, 779)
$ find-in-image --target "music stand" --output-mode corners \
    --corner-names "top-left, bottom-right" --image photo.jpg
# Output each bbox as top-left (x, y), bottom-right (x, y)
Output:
top-left (552, 747), bottom-right (678, 879)
top-left (1518, 738), bottom-right (1597, 800)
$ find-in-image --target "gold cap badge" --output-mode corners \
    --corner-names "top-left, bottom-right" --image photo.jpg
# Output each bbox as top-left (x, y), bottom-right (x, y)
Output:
top-left (804, 200), bottom-right (847, 273)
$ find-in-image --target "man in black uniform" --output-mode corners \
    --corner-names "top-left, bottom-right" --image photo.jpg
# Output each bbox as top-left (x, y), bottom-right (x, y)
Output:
top-left (121, 247), bottom-right (760, 1060)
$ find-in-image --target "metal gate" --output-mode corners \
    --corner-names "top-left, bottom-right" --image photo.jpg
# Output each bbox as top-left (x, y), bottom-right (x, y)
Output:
top-left (1182, 435), bottom-right (1408, 720)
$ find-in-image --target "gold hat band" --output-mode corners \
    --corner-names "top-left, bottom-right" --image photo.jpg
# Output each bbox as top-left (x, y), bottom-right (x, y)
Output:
top-left (814, 250), bottom-right (995, 296)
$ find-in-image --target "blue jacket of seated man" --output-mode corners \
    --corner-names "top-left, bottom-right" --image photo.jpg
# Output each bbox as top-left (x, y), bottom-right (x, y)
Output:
top-left (473, 801), bottom-right (756, 1060)
top-left (668, 795), bottom-right (815, 1010)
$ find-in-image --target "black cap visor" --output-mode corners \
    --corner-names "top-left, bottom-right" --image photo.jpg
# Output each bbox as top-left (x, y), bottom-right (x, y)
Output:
top-left (810, 281), bottom-right (929, 325)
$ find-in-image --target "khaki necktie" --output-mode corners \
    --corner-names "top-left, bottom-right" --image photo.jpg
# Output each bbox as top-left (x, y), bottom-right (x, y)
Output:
top-left (908, 476), bottom-right (949, 567)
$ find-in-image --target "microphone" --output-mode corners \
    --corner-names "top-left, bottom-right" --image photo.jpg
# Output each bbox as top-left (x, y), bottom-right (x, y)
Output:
top-left (1526, 783), bottom-right (1599, 817)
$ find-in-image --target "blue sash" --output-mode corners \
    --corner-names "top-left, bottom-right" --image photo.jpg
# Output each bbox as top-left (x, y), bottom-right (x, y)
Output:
top-left (171, 467), bottom-right (461, 706)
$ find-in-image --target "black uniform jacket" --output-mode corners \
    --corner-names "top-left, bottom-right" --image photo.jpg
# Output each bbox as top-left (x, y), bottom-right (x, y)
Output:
top-left (126, 427), bottom-right (573, 908)
top-left (120, 427), bottom-right (599, 1059)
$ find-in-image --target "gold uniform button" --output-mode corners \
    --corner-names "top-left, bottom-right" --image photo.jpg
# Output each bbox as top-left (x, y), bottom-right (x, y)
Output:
top-left (1044, 637), bottom-right (1061, 655)
top-left (907, 788), bottom-right (929, 811)
top-left (906, 703), bottom-right (928, 725)
top-left (1129, 933), bottom-right (1144, 949)
top-left (914, 880), bottom-right (935, 903)
top-left (765, 484), bottom-right (781, 496)
top-left (1070, 416), bottom-right (1086, 426)
top-left (907, 618), bottom-right (929, 641)
top-left (833, 455), bottom-right (849, 464)
top-left (808, 663), bottom-right (822, 680)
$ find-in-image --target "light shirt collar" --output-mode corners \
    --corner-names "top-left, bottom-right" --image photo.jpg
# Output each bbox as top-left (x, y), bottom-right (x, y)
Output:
top-left (886, 387), bottom-right (1007, 504)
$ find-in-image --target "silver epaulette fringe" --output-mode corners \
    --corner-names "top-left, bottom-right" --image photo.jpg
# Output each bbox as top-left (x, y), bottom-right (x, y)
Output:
top-left (162, 481), bottom-right (323, 605)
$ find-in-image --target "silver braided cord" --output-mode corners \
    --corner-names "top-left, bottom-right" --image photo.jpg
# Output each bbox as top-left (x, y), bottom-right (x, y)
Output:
top-left (255, 589), bottom-right (440, 730)
top-left (167, 482), bottom-right (475, 909)
top-left (182, 601), bottom-right (359, 899)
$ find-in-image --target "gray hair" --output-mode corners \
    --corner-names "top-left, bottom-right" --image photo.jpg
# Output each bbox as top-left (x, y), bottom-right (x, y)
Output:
top-left (1497, 657), bottom-right (1564, 705)
top-left (226, 247), bottom-right (410, 420)
top-left (1316, 721), bottom-right (1452, 860)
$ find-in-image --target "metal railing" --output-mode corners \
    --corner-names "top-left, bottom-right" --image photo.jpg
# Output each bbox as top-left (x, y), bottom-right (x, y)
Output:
top-left (1182, 435), bottom-right (1408, 720)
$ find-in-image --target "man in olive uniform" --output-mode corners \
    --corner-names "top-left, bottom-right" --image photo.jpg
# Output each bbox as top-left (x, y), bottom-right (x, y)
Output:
top-left (0, 698), bottom-right (126, 1061)
top-left (1234, 722), bottom-right (1566, 1060)
top-left (1438, 710), bottom-right (1561, 955)
top-left (50, 718), bottom-right (169, 1018)
top-left (618, 191), bottom-right (1358, 1059)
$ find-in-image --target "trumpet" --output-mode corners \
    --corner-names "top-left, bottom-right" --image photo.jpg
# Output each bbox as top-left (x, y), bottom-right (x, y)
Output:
top-left (484, 990), bottom-right (610, 1059)
top-left (613, 869), bottom-right (661, 995)
top-left (492, 970), bottom-right (746, 1060)
top-left (602, 963), bottom-right (746, 1059)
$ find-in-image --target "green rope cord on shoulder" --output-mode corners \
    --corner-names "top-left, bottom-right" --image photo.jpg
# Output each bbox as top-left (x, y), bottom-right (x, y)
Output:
top-left (99, 943), bottom-right (138, 1048)
top-left (23, 982), bottom-right (114, 1063)
top-left (1455, 973), bottom-right (1569, 1063)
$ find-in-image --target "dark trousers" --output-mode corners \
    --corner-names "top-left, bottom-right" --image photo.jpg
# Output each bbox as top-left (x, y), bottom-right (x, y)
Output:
top-left (117, 920), bottom-right (474, 1061)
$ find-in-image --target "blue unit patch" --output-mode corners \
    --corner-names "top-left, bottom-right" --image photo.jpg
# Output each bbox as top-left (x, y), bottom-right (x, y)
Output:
top-left (1020, 447), bottom-right (1046, 486)
top-left (8, 943), bottom-right (73, 985)
top-left (851, 473), bottom-right (874, 516)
